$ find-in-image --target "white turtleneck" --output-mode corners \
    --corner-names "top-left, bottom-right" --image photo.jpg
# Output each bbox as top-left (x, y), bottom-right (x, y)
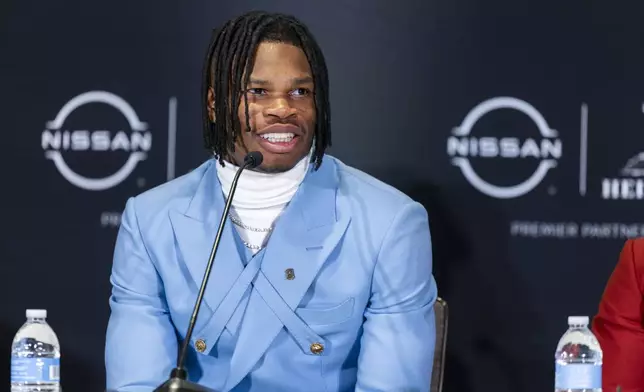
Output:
top-left (216, 154), bottom-right (310, 254)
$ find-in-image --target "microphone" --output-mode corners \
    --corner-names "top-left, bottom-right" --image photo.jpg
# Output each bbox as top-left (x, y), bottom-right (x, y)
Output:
top-left (154, 151), bottom-right (264, 392)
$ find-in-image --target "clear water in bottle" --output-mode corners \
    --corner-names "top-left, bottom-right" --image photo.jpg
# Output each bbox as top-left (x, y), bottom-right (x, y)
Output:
top-left (10, 309), bottom-right (61, 392)
top-left (555, 316), bottom-right (602, 392)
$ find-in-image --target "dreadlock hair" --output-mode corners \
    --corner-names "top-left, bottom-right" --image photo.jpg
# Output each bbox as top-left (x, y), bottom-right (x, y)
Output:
top-left (202, 11), bottom-right (331, 170)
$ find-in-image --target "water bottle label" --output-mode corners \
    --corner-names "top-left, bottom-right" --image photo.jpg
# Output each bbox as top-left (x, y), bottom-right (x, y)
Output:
top-left (11, 357), bottom-right (60, 383)
top-left (555, 363), bottom-right (601, 389)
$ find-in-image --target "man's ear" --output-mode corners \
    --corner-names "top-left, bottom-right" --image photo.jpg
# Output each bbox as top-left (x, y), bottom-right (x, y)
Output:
top-left (207, 87), bottom-right (215, 122)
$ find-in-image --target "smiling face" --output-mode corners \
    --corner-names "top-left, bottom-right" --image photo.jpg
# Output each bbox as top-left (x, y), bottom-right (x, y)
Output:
top-left (210, 41), bottom-right (316, 173)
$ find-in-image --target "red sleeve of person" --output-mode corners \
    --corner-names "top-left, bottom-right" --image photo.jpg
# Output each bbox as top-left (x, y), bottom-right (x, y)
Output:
top-left (593, 238), bottom-right (644, 392)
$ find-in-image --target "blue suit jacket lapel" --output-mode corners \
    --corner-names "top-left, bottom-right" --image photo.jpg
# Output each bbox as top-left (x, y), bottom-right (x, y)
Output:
top-left (224, 158), bottom-right (351, 391)
top-left (168, 161), bottom-right (245, 341)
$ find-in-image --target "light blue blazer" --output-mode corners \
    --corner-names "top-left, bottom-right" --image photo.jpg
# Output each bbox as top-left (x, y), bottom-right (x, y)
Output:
top-left (105, 155), bottom-right (437, 392)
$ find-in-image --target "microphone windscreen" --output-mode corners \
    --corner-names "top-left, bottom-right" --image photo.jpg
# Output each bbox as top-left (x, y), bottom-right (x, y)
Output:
top-left (244, 151), bottom-right (263, 168)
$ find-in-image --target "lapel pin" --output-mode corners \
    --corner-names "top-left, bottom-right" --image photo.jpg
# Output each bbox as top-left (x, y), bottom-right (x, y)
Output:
top-left (285, 268), bottom-right (295, 280)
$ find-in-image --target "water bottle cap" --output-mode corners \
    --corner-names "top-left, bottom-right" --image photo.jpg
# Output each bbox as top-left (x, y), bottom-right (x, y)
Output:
top-left (568, 316), bottom-right (589, 326)
top-left (26, 309), bottom-right (47, 319)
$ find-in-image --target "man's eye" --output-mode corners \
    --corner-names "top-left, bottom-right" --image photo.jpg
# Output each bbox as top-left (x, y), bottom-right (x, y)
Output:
top-left (247, 88), bottom-right (267, 95)
top-left (291, 88), bottom-right (311, 97)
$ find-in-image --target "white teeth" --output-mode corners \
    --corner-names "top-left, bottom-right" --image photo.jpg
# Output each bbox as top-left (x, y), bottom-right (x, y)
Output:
top-left (260, 132), bottom-right (295, 143)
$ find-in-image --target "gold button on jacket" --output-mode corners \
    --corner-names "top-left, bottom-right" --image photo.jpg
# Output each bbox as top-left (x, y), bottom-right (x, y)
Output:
top-left (310, 342), bottom-right (324, 355)
top-left (195, 339), bottom-right (207, 353)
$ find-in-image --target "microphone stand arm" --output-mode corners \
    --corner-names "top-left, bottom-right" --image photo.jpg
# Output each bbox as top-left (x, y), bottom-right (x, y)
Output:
top-left (174, 160), bottom-right (250, 374)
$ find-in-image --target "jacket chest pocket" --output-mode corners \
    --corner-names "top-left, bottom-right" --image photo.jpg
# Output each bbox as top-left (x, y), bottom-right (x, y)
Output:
top-left (296, 297), bottom-right (355, 326)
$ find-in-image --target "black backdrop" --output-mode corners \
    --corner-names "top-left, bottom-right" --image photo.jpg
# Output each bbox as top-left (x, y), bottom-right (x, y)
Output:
top-left (2, 1), bottom-right (644, 391)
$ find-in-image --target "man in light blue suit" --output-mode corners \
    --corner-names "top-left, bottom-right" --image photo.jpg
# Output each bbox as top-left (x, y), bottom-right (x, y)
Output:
top-left (105, 10), bottom-right (437, 392)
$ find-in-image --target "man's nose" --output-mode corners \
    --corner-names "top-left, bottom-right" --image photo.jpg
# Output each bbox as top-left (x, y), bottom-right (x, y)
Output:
top-left (264, 97), bottom-right (297, 119)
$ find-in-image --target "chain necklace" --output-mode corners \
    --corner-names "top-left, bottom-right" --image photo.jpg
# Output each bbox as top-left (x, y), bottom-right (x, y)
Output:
top-left (229, 214), bottom-right (272, 233)
top-left (229, 214), bottom-right (272, 250)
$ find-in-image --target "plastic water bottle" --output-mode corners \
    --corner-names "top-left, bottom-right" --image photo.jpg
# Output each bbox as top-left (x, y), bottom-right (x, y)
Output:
top-left (554, 316), bottom-right (602, 392)
top-left (10, 309), bottom-right (61, 392)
